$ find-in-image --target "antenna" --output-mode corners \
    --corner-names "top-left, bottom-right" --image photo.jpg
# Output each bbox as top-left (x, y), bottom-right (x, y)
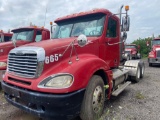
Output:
top-left (44, 6), bottom-right (47, 27)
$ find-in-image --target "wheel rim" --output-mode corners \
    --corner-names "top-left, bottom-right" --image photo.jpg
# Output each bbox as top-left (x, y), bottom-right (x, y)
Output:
top-left (92, 85), bottom-right (104, 113)
top-left (141, 65), bottom-right (145, 75)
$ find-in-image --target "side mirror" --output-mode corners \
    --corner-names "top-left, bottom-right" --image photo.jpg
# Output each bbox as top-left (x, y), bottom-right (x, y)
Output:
top-left (122, 16), bottom-right (130, 31)
top-left (50, 22), bottom-right (57, 34)
top-left (77, 34), bottom-right (88, 47)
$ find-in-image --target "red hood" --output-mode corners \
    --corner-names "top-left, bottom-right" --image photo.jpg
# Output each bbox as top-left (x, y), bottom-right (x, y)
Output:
top-left (0, 40), bottom-right (31, 48)
top-left (152, 44), bottom-right (160, 48)
top-left (0, 40), bottom-right (31, 69)
top-left (23, 38), bottom-right (77, 51)
top-left (125, 48), bottom-right (136, 51)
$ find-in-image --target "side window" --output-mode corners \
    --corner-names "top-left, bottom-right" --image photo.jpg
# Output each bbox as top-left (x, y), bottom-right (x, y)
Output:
top-left (35, 31), bottom-right (42, 42)
top-left (4, 36), bottom-right (12, 42)
top-left (106, 18), bottom-right (117, 38)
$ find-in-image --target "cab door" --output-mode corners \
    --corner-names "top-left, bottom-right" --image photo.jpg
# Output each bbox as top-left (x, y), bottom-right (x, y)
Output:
top-left (104, 16), bottom-right (120, 68)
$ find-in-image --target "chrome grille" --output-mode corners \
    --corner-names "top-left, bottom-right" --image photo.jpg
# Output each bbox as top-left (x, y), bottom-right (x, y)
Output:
top-left (8, 52), bottom-right (38, 78)
top-left (125, 51), bottom-right (131, 54)
top-left (157, 50), bottom-right (160, 57)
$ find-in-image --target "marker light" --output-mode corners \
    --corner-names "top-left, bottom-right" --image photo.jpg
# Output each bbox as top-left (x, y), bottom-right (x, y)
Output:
top-left (0, 62), bottom-right (7, 67)
top-left (125, 5), bottom-right (129, 11)
top-left (50, 22), bottom-right (53, 25)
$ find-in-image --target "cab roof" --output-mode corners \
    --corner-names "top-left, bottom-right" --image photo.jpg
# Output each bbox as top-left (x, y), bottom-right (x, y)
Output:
top-left (0, 31), bottom-right (12, 36)
top-left (11, 26), bottom-right (49, 32)
top-left (153, 37), bottom-right (160, 40)
top-left (55, 8), bottom-right (114, 22)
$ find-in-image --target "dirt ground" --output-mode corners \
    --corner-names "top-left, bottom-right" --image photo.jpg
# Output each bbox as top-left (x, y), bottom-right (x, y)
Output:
top-left (0, 58), bottom-right (160, 120)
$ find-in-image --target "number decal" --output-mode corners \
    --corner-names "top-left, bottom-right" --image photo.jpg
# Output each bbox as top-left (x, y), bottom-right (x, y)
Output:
top-left (50, 55), bottom-right (54, 62)
top-left (55, 54), bottom-right (59, 61)
top-left (45, 54), bottom-right (59, 64)
top-left (45, 56), bottom-right (49, 64)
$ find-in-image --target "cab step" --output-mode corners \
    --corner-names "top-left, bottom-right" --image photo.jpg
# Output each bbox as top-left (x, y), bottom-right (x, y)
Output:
top-left (112, 81), bottom-right (131, 96)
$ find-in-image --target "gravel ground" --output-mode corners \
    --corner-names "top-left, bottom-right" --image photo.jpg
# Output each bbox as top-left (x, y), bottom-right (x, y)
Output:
top-left (101, 58), bottom-right (160, 120)
top-left (0, 58), bottom-right (160, 120)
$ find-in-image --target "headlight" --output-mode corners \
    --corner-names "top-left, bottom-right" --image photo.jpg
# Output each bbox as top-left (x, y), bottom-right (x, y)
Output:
top-left (149, 53), bottom-right (154, 58)
top-left (38, 74), bottom-right (74, 89)
top-left (0, 62), bottom-right (7, 67)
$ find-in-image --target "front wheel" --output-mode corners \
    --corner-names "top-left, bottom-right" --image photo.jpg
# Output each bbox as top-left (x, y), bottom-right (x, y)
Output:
top-left (149, 63), bottom-right (152, 67)
top-left (80, 75), bottom-right (105, 120)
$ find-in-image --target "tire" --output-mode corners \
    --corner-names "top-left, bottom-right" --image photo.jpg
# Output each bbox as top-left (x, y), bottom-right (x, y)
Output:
top-left (126, 55), bottom-right (130, 61)
top-left (80, 75), bottom-right (105, 120)
top-left (140, 62), bottom-right (145, 78)
top-left (129, 55), bottom-right (132, 60)
top-left (149, 63), bottom-right (152, 67)
top-left (132, 65), bottom-right (141, 83)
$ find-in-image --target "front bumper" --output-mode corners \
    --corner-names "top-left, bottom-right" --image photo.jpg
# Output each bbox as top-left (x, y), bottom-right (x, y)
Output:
top-left (148, 58), bottom-right (160, 64)
top-left (1, 81), bottom-right (85, 120)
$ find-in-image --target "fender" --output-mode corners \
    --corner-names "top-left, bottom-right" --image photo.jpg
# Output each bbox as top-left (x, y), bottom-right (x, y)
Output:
top-left (40, 54), bottom-right (111, 93)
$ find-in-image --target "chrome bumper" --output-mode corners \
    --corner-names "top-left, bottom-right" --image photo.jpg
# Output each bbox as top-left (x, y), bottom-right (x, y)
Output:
top-left (148, 58), bottom-right (160, 64)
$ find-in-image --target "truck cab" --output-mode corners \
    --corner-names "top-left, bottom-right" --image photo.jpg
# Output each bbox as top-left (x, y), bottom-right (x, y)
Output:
top-left (0, 30), bottom-right (12, 42)
top-left (1, 6), bottom-right (144, 120)
top-left (148, 38), bottom-right (160, 66)
top-left (124, 44), bottom-right (141, 60)
top-left (0, 26), bottom-right (50, 80)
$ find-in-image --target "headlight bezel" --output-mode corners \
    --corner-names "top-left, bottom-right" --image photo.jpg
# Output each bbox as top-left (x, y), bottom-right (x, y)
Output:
top-left (38, 73), bottom-right (74, 89)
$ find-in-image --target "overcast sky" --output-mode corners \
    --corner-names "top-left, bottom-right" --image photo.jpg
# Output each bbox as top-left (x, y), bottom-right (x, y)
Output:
top-left (0, 0), bottom-right (160, 43)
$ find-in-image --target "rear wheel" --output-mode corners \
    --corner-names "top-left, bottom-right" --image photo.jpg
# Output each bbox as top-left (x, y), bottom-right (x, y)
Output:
top-left (129, 55), bottom-right (132, 60)
top-left (140, 62), bottom-right (145, 78)
top-left (126, 55), bottom-right (130, 61)
top-left (132, 65), bottom-right (141, 82)
top-left (80, 75), bottom-right (105, 120)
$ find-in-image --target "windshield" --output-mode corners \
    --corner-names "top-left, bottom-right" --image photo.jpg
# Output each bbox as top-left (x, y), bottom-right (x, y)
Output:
top-left (152, 40), bottom-right (160, 46)
top-left (52, 14), bottom-right (106, 39)
top-left (11, 29), bottom-right (34, 41)
top-left (125, 45), bottom-right (136, 49)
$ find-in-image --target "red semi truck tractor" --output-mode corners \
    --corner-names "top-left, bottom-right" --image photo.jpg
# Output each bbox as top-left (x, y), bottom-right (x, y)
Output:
top-left (0, 30), bottom-right (12, 42)
top-left (0, 26), bottom-right (50, 81)
top-left (2, 5), bottom-right (145, 120)
top-left (124, 44), bottom-right (141, 60)
top-left (148, 37), bottom-right (160, 66)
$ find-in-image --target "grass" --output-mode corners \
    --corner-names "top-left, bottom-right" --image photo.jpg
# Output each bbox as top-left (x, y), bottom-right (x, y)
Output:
top-left (135, 92), bottom-right (145, 99)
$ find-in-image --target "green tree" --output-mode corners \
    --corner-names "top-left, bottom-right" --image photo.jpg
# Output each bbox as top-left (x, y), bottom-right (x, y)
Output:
top-left (132, 37), bottom-right (152, 58)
